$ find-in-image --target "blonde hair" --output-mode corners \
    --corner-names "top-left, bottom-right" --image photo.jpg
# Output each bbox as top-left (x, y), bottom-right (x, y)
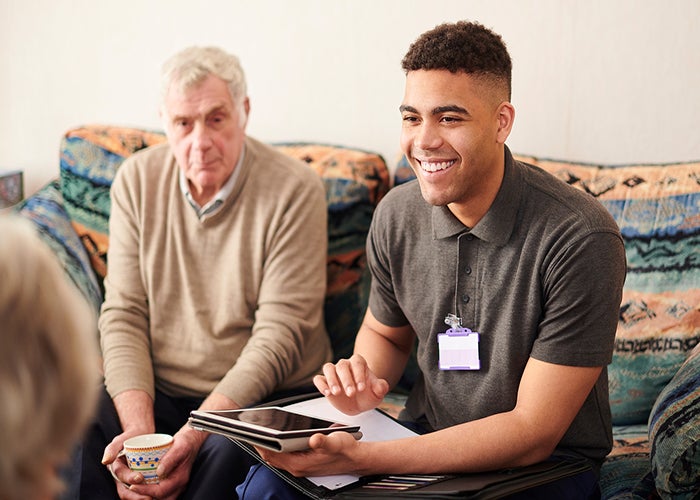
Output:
top-left (160, 46), bottom-right (248, 125)
top-left (0, 216), bottom-right (100, 500)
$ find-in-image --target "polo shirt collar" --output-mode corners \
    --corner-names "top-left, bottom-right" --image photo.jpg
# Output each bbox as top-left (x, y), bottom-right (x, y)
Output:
top-left (432, 146), bottom-right (521, 247)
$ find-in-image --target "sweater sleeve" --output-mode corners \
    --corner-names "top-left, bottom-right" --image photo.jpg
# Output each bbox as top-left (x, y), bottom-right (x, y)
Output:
top-left (212, 155), bottom-right (331, 406)
top-left (99, 155), bottom-right (156, 400)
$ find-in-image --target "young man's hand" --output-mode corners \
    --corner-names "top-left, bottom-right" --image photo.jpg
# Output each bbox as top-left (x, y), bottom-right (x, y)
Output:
top-left (256, 429), bottom-right (368, 478)
top-left (314, 354), bottom-right (390, 415)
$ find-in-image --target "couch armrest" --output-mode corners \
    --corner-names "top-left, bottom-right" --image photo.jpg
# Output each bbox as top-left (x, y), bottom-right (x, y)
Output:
top-left (649, 342), bottom-right (700, 498)
top-left (13, 180), bottom-right (102, 313)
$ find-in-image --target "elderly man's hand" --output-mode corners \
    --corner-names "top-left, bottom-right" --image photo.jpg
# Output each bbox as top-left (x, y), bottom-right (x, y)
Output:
top-left (108, 426), bottom-right (205, 500)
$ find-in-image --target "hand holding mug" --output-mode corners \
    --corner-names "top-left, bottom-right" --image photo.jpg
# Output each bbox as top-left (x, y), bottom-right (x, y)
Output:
top-left (109, 433), bottom-right (173, 486)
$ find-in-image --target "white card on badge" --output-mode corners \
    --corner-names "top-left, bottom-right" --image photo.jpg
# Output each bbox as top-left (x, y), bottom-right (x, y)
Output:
top-left (437, 329), bottom-right (480, 370)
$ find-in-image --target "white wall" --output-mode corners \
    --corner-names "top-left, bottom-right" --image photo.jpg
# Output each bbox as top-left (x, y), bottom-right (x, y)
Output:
top-left (2, 0), bottom-right (699, 196)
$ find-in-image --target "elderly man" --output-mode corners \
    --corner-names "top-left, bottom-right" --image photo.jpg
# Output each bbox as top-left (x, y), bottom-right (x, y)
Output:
top-left (77, 46), bottom-right (331, 499)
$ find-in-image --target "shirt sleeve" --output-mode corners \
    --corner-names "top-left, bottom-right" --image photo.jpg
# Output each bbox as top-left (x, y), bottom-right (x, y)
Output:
top-left (366, 194), bottom-right (411, 328)
top-left (532, 229), bottom-right (626, 366)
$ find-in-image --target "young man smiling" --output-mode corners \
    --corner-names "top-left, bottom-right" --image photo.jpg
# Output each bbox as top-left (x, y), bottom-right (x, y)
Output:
top-left (238, 21), bottom-right (626, 499)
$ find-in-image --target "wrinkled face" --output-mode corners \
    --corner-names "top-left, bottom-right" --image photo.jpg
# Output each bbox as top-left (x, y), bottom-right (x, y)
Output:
top-left (400, 70), bottom-right (512, 222)
top-left (162, 74), bottom-right (249, 205)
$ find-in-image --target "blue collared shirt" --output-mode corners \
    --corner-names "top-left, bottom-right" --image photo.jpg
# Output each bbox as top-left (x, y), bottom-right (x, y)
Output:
top-left (179, 146), bottom-right (246, 219)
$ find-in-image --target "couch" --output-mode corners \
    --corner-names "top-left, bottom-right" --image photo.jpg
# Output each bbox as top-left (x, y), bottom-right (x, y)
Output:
top-left (13, 125), bottom-right (699, 499)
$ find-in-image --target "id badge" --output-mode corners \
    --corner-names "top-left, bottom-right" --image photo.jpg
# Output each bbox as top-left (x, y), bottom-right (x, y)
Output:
top-left (438, 329), bottom-right (480, 370)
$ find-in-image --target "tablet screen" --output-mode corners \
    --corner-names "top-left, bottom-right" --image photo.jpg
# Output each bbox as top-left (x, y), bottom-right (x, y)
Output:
top-left (202, 407), bottom-right (350, 435)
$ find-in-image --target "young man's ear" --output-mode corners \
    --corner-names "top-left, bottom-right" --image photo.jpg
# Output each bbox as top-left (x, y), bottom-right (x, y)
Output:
top-left (496, 102), bottom-right (515, 144)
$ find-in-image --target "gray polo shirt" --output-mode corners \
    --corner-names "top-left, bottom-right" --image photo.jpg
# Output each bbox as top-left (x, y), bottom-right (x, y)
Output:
top-left (367, 148), bottom-right (625, 467)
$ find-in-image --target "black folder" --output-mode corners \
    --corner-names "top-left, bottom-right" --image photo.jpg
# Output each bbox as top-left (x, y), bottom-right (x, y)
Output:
top-left (225, 394), bottom-right (592, 499)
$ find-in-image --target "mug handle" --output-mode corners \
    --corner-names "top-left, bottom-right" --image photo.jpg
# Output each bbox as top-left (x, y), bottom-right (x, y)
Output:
top-left (108, 450), bottom-right (133, 488)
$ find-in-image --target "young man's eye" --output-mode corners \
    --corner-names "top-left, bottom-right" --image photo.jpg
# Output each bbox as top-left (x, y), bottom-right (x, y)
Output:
top-left (441, 116), bottom-right (461, 123)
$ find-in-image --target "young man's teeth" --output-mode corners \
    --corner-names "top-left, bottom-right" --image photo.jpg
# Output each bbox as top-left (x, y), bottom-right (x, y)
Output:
top-left (421, 160), bottom-right (454, 172)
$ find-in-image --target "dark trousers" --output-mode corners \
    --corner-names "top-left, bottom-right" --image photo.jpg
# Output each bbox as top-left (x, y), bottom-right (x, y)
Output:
top-left (235, 419), bottom-right (600, 500)
top-left (66, 387), bottom-right (258, 500)
top-left (236, 461), bottom-right (601, 500)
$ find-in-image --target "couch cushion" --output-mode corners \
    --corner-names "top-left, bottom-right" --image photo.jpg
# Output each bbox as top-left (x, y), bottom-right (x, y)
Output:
top-left (273, 143), bottom-right (389, 292)
top-left (394, 155), bottom-right (700, 424)
top-left (393, 155), bottom-right (415, 186)
top-left (273, 143), bottom-right (390, 361)
top-left (58, 126), bottom-right (391, 363)
top-left (648, 342), bottom-right (700, 499)
top-left (13, 181), bottom-right (102, 312)
top-left (599, 425), bottom-right (655, 500)
top-left (523, 158), bottom-right (700, 425)
top-left (59, 125), bottom-right (168, 279)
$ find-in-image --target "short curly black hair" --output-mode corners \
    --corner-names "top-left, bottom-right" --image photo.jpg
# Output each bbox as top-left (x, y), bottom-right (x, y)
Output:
top-left (402, 21), bottom-right (512, 99)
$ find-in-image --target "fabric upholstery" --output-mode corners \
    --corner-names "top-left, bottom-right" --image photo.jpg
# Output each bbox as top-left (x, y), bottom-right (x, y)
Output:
top-left (521, 158), bottom-right (700, 426)
top-left (520, 157), bottom-right (700, 500)
top-left (649, 343), bottom-right (700, 499)
top-left (57, 126), bottom-right (391, 363)
top-left (273, 143), bottom-right (390, 361)
top-left (395, 156), bottom-right (700, 417)
top-left (20, 127), bottom-right (698, 499)
top-left (13, 181), bottom-right (102, 312)
top-left (393, 155), bottom-right (700, 498)
top-left (59, 126), bottom-right (167, 280)
top-left (599, 425), bottom-right (656, 500)
top-left (393, 155), bottom-right (415, 186)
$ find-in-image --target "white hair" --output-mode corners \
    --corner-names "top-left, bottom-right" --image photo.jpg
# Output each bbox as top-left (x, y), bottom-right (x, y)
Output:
top-left (160, 46), bottom-right (248, 125)
top-left (0, 215), bottom-right (100, 500)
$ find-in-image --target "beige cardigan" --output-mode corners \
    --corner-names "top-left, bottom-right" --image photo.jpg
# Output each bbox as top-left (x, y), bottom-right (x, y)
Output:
top-left (100, 136), bottom-right (331, 407)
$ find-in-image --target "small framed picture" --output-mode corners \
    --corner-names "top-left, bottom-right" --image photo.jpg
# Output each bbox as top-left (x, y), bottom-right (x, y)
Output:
top-left (0, 170), bottom-right (24, 208)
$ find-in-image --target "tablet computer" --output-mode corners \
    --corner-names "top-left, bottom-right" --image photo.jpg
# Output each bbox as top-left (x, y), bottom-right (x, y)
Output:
top-left (189, 406), bottom-right (362, 452)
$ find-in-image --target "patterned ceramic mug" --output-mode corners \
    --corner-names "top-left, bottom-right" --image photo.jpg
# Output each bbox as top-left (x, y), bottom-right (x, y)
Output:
top-left (120, 433), bottom-right (173, 484)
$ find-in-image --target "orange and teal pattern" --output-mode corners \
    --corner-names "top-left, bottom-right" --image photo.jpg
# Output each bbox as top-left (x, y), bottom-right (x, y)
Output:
top-left (57, 126), bottom-right (390, 363)
top-left (397, 155), bottom-right (700, 425)
top-left (522, 157), bottom-right (700, 426)
top-left (648, 343), bottom-right (700, 498)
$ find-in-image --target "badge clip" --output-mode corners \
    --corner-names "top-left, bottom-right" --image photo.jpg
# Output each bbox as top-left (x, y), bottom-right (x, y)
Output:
top-left (443, 314), bottom-right (472, 335)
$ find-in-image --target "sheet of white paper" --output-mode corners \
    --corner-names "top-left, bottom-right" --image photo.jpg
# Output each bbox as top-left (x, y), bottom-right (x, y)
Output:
top-left (284, 396), bottom-right (417, 490)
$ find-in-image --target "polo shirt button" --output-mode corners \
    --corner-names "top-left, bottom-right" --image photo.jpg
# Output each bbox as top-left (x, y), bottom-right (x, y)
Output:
top-left (462, 294), bottom-right (470, 303)
top-left (465, 266), bottom-right (472, 275)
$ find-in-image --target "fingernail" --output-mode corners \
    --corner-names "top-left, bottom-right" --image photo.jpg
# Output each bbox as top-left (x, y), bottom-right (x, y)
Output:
top-left (101, 452), bottom-right (110, 464)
